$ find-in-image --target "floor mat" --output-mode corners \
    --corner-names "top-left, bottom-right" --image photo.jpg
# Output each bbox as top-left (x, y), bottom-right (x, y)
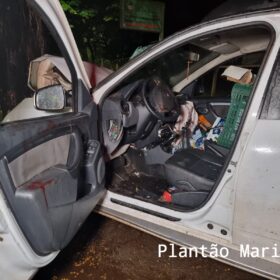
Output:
top-left (107, 170), bottom-right (193, 211)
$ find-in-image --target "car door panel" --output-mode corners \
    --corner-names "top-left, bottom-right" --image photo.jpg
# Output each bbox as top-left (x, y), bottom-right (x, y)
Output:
top-left (192, 98), bottom-right (230, 121)
top-left (8, 134), bottom-right (71, 188)
top-left (208, 102), bottom-right (230, 119)
top-left (0, 112), bottom-right (105, 255)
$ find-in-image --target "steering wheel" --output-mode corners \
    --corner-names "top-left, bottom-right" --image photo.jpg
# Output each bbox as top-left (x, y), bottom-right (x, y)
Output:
top-left (141, 78), bottom-right (180, 123)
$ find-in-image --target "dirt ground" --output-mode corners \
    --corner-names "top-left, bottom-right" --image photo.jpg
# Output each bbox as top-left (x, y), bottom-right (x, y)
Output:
top-left (34, 213), bottom-right (265, 280)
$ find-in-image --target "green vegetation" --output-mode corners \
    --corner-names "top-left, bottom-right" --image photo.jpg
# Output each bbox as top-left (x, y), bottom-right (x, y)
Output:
top-left (60, 0), bottom-right (159, 70)
top-left (61, 0), bottom-right (121, 69)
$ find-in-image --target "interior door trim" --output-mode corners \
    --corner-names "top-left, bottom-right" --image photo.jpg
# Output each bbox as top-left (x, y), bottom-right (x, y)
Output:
top-left (8, 135), bottom-right (71, 188)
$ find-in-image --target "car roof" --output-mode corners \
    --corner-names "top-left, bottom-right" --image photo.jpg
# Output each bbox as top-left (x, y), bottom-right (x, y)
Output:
top-left (203, 0), bottom-right (280, 22)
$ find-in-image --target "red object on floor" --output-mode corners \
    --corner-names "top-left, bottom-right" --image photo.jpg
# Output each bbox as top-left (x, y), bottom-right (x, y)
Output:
top-left (162, 191), bottom-right (172, 203)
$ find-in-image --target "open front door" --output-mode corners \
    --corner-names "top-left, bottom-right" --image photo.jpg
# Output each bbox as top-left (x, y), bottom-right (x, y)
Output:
top-left (0, 112), bottom-right (105, 255)
top-left (0, 0), bottom-right (106, 260)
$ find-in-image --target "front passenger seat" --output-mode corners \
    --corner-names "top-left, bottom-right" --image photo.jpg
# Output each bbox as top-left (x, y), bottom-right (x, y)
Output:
top-left (165, 79), bottom-right (253, 193)
top-left (165, 147), bottom-right (224, 192)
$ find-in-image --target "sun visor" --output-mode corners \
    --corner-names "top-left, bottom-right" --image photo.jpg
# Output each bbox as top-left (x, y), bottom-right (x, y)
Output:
top-left (28, 54), bottom-right (72, 92)
top-left (209, 42), bottom-right (240, 54)
top-left (222, 65), bottom-right (253, 85)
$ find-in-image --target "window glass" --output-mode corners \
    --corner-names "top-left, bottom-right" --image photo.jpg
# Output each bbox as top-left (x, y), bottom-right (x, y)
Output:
top-left (0, 0), bottom-right (73, 124)
top-left (122, 44), bottom-right (219, 89)
top-left (114, 25), bottom-right (270, 98)
top-left (184, 52), bottom-right (265, 99)
top-left (261, 51), bottom-right (280, 119)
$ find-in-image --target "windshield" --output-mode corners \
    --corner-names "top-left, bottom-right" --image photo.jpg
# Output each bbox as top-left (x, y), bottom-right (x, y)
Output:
top-left (122, 43), bottom-right (219, 88)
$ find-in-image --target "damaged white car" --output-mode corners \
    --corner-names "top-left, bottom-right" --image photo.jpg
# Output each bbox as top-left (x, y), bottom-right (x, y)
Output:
top-left (1, 0), bottom-right (280, 279)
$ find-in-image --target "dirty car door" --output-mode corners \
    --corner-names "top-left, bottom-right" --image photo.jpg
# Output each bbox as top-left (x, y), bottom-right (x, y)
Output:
top-left (0, 0), bottom-right (105, 257)
top-left (0, 113), bottom-right (105, 255)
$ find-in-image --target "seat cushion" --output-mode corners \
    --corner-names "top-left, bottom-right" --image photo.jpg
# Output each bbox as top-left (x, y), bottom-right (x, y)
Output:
top-left (165, 149), bottom-right (225, 191)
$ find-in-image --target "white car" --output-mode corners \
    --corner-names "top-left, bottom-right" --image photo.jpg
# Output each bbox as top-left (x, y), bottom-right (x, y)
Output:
top-left (1, 0), bottom-right (280, 279)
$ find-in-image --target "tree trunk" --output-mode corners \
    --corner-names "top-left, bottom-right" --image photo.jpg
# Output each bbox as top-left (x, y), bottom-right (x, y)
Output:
top-left (0, 0), bottom-right (46, 119)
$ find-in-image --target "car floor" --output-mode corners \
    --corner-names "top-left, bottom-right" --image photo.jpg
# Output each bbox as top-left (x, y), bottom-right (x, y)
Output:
top-left (108, 170), bottom-right (168, 200)
top-left (34, 213), bottom-right (265, 280)
top-left (107, 165), bottom-right (195, 211)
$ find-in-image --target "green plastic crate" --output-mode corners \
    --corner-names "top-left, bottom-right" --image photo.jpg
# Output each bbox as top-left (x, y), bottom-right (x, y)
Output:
top-left (217, 83), bottom-right (252, 149)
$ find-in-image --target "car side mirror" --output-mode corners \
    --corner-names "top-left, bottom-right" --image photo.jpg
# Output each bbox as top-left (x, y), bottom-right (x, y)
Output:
top-left (35, 85), bottom-right (66, 111)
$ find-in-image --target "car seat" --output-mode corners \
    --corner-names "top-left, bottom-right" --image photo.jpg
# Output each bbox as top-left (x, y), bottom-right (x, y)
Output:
top-left (164, 82), bottom-right (253, 201)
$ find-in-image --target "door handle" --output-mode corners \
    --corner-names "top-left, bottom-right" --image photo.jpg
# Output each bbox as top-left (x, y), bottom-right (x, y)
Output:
top-left (67, 129), bottom-right (83, 173)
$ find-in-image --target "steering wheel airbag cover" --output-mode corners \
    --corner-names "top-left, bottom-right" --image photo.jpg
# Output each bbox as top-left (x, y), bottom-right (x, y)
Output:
top-left (142, 79), bottom-right (179, 122)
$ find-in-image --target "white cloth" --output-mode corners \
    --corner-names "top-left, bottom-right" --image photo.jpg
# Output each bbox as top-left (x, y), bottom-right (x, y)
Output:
top-left (173, 101), bottom-right (198, 146)
top-left (174, 101), bottom-right (198, 134)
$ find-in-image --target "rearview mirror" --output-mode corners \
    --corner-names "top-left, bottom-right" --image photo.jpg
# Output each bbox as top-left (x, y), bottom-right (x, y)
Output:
top-left (185, 51), bottom-right (200, 78)
top-left (35, 85), bottom-right (66, 111)
top-left (186, 51), bottom-right (200, 62)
